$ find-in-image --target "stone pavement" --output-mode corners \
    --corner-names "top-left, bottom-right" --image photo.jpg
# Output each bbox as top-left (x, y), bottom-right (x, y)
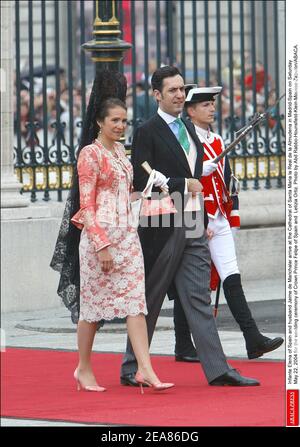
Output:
top-left (1, 277), bottom-right (285, 426)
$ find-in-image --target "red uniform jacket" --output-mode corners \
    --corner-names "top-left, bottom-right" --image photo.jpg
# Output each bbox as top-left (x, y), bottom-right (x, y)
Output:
top-left (197, 129), bottom-right (240, 289)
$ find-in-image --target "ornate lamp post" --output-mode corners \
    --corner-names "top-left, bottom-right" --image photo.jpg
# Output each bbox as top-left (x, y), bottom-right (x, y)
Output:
top-left (82, 0), bottom-right (131, 72)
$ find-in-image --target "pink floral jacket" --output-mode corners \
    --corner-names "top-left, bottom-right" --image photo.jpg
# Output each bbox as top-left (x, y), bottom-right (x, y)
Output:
top-left (71, 140), bottom-right (133, 252)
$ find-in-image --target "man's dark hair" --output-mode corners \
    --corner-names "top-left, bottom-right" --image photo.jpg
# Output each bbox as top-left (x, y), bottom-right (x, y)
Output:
top-left (151, 66), bottom-right (182, 92)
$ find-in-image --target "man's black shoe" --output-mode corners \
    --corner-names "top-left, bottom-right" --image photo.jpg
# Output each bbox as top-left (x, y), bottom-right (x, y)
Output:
top-left (120, 373), bottom-right (139, 387)
top-left (209, 369), bottom-right (260, 386)
top-left (120, 373), bottom-right (149, 387)
top-left (175, 354), bottom-right (199, 363)
top-left (247, 337), bottom-right (284, 360)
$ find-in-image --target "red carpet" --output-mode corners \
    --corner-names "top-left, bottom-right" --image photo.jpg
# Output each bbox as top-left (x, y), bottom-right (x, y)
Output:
top-left (1, 348), bottom-right (285, 426)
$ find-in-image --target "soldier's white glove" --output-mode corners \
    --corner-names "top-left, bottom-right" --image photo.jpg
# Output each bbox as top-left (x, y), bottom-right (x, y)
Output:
top-left (231, 227), bottom-right (238, 239)
top-left (153, 170), bottom-right (169, 190)
top-left (202, 160), bottom-right (218, 176)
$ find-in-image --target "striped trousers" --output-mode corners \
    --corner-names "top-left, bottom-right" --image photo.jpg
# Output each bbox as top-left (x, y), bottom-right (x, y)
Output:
top-left (121, 212), bottom-right (230, 383)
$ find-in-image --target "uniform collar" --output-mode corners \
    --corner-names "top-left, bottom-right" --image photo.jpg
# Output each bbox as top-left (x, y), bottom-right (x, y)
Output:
top-left (194, 124), bottom-right (211, 140)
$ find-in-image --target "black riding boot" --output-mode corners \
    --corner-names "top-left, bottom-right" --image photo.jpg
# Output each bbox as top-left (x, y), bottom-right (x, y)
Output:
top-left (223, 273), bottom-right (283, 358)
top-left (173, 294), bottom-right (198, 361)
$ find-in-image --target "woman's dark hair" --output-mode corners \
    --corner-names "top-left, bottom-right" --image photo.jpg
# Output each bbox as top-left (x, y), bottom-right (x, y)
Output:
top-left (151, 65), bottom-right (182, 92)
top-left (97, 97), bottom-right (127, 121)
top-left (95, 97), bottom-right (127, 134)
top-left (50, 70), bottom-right (127, 324)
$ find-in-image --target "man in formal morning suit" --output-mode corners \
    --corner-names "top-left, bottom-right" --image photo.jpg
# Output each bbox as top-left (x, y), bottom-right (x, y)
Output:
top-left (120, 66), bottom-right (259, 387)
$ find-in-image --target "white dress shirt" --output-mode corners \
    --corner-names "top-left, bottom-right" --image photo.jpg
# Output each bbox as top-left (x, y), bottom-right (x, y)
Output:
top-left (157, 108), bottom-right (201, 211)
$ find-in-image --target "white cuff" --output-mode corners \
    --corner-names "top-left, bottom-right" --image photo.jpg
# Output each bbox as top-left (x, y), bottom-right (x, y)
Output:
top-left (184, 178), bottom-right (188, 194)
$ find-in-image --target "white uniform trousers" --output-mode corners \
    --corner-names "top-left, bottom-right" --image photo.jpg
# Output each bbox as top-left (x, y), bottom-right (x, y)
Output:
top-left (207, 213), bottom-right (239, 281)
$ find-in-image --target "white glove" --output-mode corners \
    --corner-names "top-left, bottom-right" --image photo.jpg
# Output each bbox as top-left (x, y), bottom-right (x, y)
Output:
top-left (153, 170), bottom-right (169, 190)
top-left (202, 160), bottom-right (218, 176)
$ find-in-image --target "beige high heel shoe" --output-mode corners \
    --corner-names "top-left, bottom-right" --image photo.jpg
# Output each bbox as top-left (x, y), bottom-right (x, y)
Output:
top-left (135, 371), bottom-right (174, 394)
top-left (74, 368), bottom-right (106, 392)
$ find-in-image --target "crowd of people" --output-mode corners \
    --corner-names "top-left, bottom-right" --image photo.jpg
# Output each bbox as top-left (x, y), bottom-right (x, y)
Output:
top-left (14, 73), bottom-right (84, 147)
top-left (14, 59), bottom-right (281, 158)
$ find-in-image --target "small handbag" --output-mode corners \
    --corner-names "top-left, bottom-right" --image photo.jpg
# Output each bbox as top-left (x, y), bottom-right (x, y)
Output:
top-left (130, 163), bottom-right (177, 227)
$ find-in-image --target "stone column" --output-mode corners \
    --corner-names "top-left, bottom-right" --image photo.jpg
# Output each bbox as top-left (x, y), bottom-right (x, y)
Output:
top-left (1, 1), bottom-right (29, 208)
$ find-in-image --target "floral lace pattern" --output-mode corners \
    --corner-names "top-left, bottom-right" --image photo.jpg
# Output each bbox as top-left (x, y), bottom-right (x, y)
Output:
top-left (79, 226), bottom-right (147, 322)
top-left (75, 141), bottom-right (147, 322)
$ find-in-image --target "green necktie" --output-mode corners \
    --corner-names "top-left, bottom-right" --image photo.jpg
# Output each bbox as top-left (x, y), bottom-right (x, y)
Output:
top-left (174, 118), bottom-right (190, 154)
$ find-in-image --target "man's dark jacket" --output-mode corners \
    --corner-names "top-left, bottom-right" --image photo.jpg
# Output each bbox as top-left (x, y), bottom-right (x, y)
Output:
top-left (131, 113), bottom-right (206, 276)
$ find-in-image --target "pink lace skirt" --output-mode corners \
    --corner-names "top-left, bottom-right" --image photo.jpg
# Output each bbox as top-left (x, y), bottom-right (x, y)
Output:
top-left (79, 225), bottom-right (147, 322)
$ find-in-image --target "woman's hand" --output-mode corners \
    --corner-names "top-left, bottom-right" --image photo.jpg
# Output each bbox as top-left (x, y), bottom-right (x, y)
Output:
top-left (97, 247), bottom-right (113, 272)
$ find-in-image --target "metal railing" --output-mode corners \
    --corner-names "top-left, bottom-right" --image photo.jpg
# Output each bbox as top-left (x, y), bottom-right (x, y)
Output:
top-left (13, 0), bottom-right (285, 201)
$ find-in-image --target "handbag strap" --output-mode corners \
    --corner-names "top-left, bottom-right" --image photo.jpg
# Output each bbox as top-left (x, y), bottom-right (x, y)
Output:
top-left (142, 169), bottom-right (156, 198)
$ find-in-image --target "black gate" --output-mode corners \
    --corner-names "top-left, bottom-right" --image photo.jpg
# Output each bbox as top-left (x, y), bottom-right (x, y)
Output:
top-left (13, 0), bottom-right (285, 201)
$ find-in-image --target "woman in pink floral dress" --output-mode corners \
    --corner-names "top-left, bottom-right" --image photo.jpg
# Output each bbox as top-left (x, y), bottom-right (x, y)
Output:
top-left (70, 97), bottom-right (174, 393)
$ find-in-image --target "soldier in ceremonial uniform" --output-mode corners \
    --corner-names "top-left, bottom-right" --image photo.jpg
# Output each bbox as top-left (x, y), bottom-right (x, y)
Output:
top-left (171, 86), bottom-right (283, 362)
